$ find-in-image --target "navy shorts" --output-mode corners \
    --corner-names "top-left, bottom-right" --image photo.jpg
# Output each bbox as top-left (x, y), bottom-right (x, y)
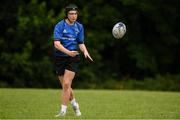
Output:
top-left (54, 56), bottom-right (80, 76)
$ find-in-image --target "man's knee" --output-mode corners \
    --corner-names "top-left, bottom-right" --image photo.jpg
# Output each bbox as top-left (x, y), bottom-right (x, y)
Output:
top-left (63, 82), bottom-right (70, 90)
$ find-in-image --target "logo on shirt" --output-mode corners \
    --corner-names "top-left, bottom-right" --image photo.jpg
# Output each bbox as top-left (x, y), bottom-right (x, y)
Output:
top-left (75, 28), bottom-right (79, 35)
top-left (63, 29), bottom-right (67, 33)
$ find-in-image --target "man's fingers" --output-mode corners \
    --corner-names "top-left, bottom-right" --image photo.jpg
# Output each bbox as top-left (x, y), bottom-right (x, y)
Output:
top-left (72, 51), bottom-right (79, 55)
top-left (72, 51), bottom-right (79, 54)
top-left (68, 51), bottom-right (79, 57)
top-left (88, 56), bottom-right (93, 61)
top-left (86, 55), bottom-right (93, 61)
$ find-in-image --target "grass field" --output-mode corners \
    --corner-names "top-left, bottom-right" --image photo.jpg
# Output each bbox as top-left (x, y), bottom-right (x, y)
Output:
top-left (0, 88), bottom-right (180, 119)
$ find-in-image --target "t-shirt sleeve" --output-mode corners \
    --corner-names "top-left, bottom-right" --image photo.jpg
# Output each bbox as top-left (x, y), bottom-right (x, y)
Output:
top-left (53, 22), bottom-right (63, 41)
top-left (77, 24), bottom-right (84, 44)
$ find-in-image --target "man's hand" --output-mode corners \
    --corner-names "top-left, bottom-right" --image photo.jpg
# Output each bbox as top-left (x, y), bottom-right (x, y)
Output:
top-left (68, 51), bottom-right (79, 57)
top-left (84, 51), bottom-right (93, 61)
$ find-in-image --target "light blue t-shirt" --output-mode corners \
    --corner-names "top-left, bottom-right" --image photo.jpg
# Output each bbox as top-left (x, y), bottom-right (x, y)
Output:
top-left (53, 20), bottom-right (84, 57)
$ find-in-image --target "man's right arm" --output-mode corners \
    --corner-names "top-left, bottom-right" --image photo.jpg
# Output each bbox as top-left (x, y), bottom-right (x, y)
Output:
top-left (54, 40), bottom-right (79, 57)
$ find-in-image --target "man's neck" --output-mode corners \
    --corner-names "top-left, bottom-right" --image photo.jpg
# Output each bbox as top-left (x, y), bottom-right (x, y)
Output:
top-left (65, 19), bottom-right (74, 25)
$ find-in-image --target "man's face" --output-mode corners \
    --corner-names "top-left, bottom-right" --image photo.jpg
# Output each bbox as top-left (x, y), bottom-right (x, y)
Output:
top-left (67, 10), bottom-right (78, 23)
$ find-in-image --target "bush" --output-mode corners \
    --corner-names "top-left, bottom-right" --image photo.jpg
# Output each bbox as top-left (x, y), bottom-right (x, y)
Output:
top-left (121, 74), bottom-right (180, 91)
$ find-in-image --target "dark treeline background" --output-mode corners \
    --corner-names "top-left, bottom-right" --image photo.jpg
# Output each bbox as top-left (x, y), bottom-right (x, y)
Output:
top-left (0, 0), bottom-right (180, 91)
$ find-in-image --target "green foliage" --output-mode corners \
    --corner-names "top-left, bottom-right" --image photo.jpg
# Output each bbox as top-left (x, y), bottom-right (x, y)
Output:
top-left (0, 0), bottom-right (57, 88)
top-left (121, 74), bottom-right (180, 91)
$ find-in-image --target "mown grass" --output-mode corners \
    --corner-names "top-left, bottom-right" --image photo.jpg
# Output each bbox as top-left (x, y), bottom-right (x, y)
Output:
top-left (0, 88), bottom-right (180, 119)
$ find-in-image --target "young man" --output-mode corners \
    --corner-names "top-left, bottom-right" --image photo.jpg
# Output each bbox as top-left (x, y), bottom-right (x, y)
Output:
top-left (53, 4), bottom-right (93, 117)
